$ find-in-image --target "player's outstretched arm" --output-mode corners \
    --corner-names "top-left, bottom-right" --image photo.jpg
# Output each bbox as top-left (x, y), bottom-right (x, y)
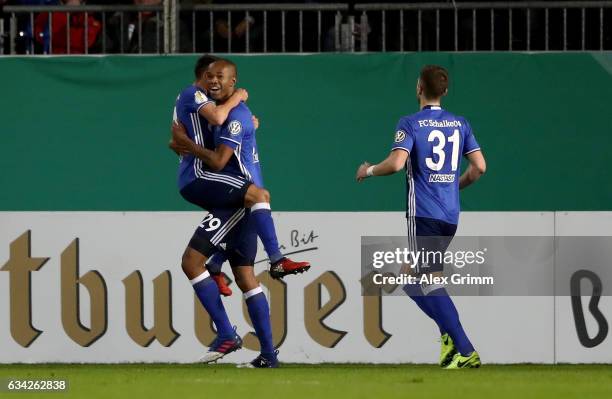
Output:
top-left (459, 150), bottom-right (486, 190)
top-left (171, 121), bottom-right (234, 172)
top-left (356, 149), bottom-right (408, 182)
top-left (199, 88), bottom-right (248, 126)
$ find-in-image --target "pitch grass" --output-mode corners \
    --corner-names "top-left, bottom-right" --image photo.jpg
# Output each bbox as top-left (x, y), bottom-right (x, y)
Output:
top-left (1, 364), bottom-right (611, 399)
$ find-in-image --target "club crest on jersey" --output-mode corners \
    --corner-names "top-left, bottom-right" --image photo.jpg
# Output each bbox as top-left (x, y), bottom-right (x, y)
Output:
top-left (194, 91), bottom-right (208, 104)
top-left (395, 130), bottom-right (406, 143)
top-left (228, 120), bottom-right (242, 135)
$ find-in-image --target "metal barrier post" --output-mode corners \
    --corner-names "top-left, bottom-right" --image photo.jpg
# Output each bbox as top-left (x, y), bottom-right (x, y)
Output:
top-left (9, 12), bottom-right (15, 54)
top-left (360, 12), bottom-right (368, 51)
top-left (163, 0), bottom-right (170, 53)
top-left (171, 0), bottom-right (178, 53)
top-left (0, 19), bottom-right (4, 54)
top-left (334, 11), bottom-right (341, 51)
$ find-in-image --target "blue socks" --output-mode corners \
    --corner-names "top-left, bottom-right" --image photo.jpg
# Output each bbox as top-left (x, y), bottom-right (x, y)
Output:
top-left (426, 286), bottom-right (475, 355)
top-left (403, 283), bottom-right (446, 335)
top-left (191, 271), bottom-right (234, 339)
top-left (250, 203), bottom-right (283, 264)
top-left (244, 286), bottom-right (275, 355)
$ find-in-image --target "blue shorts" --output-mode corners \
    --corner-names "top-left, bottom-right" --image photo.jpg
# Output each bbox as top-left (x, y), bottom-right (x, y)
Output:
top-left (188, 208), bottom-right (257, 266)
top-left (407, 216), bottom-right (458, 273)
top-left (180, 173), bottom-right (251, 210)
top-left (180, 173), bottom-right (253, 259)
top-left (224, 215), bottom-right (257, 267)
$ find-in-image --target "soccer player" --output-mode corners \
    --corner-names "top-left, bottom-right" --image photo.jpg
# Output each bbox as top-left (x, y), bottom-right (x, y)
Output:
top-left (201, 148), bottom-right (265, 297)
top-left (355, 65), bottom-right (486, 369)
top-left (171, 55), bottom-right (310, 286)
top-left (173, 59), bottom-right (281, 367)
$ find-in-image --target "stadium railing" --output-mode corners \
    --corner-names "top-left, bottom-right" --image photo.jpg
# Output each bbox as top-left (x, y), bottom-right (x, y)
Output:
top-left (1, 1), bottom-right (611, 55)
top-left (1, 4), bottom-right (166, 55)
top-left (178, 3), bottom-right (350, 53)
top-left (355, 1), bottom-right (612, 51)
top-left (0, 2), bottom-right (350, 55)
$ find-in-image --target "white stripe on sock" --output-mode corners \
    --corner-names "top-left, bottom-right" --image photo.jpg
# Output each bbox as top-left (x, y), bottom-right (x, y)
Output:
top-left (190, 270), bottom-right (210, 285)
top-left (422, 283), bottom-right (445, 295)
top-left (251, 202), bottom-right (271, 212)
top-left (243, 286), bottom-right (263, 300)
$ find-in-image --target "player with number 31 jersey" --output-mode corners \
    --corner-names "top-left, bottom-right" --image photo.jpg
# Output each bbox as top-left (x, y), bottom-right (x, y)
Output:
top-left (392, 105), bottom-right (480, 225)
top-left (356, 65), bottom-right (486, 370)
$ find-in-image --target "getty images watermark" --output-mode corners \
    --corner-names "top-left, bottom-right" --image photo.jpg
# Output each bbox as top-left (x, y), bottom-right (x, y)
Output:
top-left (369, 245), bottom-right (492, 287)
top-left (360, 236), bottom-right (612, 296)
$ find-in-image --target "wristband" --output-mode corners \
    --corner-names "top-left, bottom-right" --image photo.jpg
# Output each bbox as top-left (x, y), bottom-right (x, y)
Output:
top-left (366, 165), bottom-right (375, 177)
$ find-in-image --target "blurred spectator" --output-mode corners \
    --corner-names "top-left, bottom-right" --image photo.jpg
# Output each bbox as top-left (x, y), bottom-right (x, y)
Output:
top-left (106, 0), bottom-right (191, 53)
top-left (34, 0), bottom-right (101, 53)
top-left (2, 0), bottom-right (60, 54)
top-left (209, 0), bottom-right (261, 52)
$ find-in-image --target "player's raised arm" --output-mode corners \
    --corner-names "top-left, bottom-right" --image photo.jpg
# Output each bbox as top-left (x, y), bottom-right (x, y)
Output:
top-left (459, 150), bottom-right (486, 189)
top-left (199, 88), bottom-right (248, 126)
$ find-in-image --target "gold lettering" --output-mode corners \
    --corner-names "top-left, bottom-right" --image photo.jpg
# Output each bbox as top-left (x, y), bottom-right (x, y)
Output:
top-left (363, 296), bottom-right (391, 348)
top-left (61, 239), bottom-right (107, 346)
top-left (304, 271), bottom-right (347, 348)
top-left (0, 231), bottom-right (49, 347)
top-left (123, 271), bottom-right (180, 347)
top-left (360, 271), bottom-right (392, 347)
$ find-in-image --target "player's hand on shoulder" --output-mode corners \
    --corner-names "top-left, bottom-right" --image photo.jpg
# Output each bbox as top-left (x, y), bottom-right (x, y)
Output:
top-left (235, 88), bottom-right (249, 103)
top-left (252, 115), bottom-right (260, 130)
top-left (356, 162), bottom-right (371, 182)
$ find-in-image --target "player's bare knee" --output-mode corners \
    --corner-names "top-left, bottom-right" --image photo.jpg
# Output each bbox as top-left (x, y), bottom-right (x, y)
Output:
top-left (181, 248), bottom-right (206, 278)
top-left (232, 267), bottom-right (258, 292)
top-left (233, 274), bottom-right (247, 292)
top-left (180, 250), bottom-right (194, 275)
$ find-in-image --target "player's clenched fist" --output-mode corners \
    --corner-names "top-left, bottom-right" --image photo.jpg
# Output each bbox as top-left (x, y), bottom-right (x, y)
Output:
top-left (356, 161), bottom-right (371, 182)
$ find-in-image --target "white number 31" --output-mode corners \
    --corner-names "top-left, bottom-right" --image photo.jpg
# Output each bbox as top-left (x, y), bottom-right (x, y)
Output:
top-left (425, 129), bottom-right (460, 171)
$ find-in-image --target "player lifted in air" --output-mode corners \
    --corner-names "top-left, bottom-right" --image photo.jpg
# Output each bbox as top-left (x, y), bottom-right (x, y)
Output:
top-left (356, 65), bottom-right (486, 369)
top-left (171, 58), bottom-right (292, 367)
top-left (171, 55), bottom-right (310, 295)
top-left (171, 55), bottom-right (309, 279)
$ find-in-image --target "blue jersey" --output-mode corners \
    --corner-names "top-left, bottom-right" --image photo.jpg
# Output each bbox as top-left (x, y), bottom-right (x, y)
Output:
top-left (212, 102), bottom-right (264, 187)
top-left (173, 85), bottom-right (214, 190)
top-left (392, 105), bottom-right (480, 225)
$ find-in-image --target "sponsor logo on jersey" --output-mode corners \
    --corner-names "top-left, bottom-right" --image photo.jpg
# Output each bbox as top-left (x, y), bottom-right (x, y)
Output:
top-left (418, 119), bottom-right (462, 128)
top-left (394, 130), bottom-right (406, 143)
top-left (228, 120), bottom-right (242, 135)
top-left (194, 91), bottom-right (208, 104)
top-left (428, 174), bottom-right (455, 183)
